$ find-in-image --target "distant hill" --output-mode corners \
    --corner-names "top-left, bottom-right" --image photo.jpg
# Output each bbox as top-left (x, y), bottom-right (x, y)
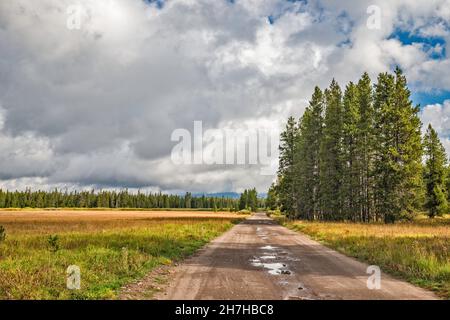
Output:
top-left (194, 192), bottom-right (240, 199)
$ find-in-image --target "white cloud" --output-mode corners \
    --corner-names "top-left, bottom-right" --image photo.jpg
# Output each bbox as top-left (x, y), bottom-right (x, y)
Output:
top-left (421, 100), bottom-right (450, 156)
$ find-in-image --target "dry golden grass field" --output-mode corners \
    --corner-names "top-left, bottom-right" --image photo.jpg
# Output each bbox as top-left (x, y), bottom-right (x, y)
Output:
top-left (277, 216), bottom-right (450, 299)
top-left (0, 210), bottom-right (243, 300)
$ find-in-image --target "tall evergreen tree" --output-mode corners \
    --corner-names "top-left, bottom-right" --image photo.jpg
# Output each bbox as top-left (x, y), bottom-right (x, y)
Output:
top-left (248, 188), bottom-right (258, 212)
top-left (341, 82), bottom-right (360, 220)
top-left (294, 86), bottom-right (324, 219)
top-left (372, 72), bottom-right (396, 222)
top-left (423, 124), bottom-right (448, 217)
top-left (356, 72), bottom-right (375, 221)
top-left (394, 67), bottom-right (423, 220)
top-left (373, 68), bottom-right (422, 222)
top-left (319, 79), bottom-right (343, 220)
top-left (239, 189), bottom-right (248, 210)
top-left (266, 183), bottom-right (279, 210)
top-left (277, 116), bottom-right (298, 215)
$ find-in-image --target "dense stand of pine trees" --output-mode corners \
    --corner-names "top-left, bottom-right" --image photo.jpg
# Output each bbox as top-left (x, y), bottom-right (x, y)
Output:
top-left (0, 189), bottom-right (241, 210)
top-left (238, 188), bottom-right (259, 211)
top-left (0, 188), bottom-right (265, 211)
top-left (270, 68), bottom-right (448, 222)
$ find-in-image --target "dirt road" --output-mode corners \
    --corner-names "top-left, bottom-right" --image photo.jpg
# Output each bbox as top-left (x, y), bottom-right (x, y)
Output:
top-left (156, 212), bottom-right (438, 300)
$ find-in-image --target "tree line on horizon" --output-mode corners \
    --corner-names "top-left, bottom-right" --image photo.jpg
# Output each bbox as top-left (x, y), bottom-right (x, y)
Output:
top-left (267, 67), bottom-right (448, 223)
top-left (0, 189), bottom-right (236, 210)
top-left (0, 188), bottom-right (265, 211)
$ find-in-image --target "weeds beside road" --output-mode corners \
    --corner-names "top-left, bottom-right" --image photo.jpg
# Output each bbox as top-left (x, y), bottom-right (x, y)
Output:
top-left (276, 215), bottom-right (450, 299)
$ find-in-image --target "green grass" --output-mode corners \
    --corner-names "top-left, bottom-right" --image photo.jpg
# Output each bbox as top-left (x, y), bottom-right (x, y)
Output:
top-left (0, 217), bottom-right (240, 299)
top-left (276, 216), bottom-right (450, 299)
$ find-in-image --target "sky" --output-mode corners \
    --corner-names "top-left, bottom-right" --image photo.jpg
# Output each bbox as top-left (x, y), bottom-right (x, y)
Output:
top-left (0, 0), bottom-right (450, 194)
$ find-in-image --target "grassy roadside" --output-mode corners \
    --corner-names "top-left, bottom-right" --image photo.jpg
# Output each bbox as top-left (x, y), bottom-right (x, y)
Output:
top-left (274, 215), bottom-right (450, 299)
top-left (0, 216), bottom-right (241, 299)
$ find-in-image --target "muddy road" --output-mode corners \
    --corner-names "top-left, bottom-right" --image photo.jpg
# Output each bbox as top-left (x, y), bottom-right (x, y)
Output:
top-left (155, 212), bottom-right (437, 300)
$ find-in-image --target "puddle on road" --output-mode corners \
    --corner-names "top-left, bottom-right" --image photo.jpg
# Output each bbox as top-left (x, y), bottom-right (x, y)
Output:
top-left (260, 245), bottom-right (278, 251)
top-left (251, 256), bottom-right (292, 275)
top-left (251, 261), bottom-right (286, 275)
top-left (260, 255), bottom-right (276, 260)
top-left (250, 258), bottom-right (260, 264)
top-left (250, 246), bottom-right (297, 275)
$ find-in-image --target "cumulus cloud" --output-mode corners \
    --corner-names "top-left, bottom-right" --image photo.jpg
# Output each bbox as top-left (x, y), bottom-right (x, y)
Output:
top-left (421, 100), bottom-right (450, 155)
top-left (0, 0), bottom-right (449, 193)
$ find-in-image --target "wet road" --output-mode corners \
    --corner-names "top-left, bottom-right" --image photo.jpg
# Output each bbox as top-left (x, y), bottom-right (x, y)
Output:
top-left (156, 212), bottom-right (438, 300)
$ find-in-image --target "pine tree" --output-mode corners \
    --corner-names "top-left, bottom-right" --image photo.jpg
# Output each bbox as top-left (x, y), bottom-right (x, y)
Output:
top-left (277, 116), bottom-right (298, 215)
top-left (248, 188), bottom-right (258, 212)
top-left (356, 72), bottom-right (375, 221)
top-left (393, 68), bottom-right (423, 219)
top-left (373, 72), bottom-right (396, 222)
top-left (341, 82), bottom-right (360, 220)
top-left (373, 68), bottom-right (422, 222)
top-left (423, 124), bottom-right (448, 217)
top-left (239, 189), bottom-right (248, 210)
top-left (319, 79), bottom-right (343, 220)
top-left (294, 86), bottom-right (324, 219)
top-left (266, 183), bottom-right (279, 210)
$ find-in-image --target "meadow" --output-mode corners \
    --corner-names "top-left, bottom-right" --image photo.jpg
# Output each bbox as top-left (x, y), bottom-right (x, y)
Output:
top-left (0, 210), bottom-right (242, 299)
top-left (277, 215), bottom-right (450, 299)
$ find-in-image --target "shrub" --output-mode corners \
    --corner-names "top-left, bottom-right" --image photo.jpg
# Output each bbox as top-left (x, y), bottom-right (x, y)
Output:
top-left (0, 225), bottom-right (6, 242)
top-left (267, 209), bottom-right (282, 216)
top-left (47, 235), bottom-right (60, 253)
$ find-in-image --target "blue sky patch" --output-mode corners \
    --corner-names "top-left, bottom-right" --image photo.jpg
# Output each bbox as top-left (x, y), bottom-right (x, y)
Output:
top-left (390, 30), bottom-right (446, 59)
top-left (265, 0), bottom-right (309, 25)
top-left (143, 0), bottom-right (165, 9)
top-left (412, 90), bottom-right (450, 108)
